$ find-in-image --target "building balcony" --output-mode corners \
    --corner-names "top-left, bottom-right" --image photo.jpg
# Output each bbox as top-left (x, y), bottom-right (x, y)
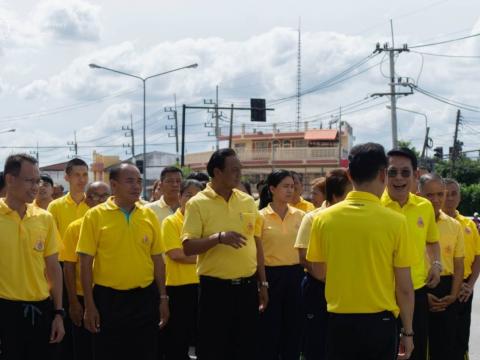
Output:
top-left (186, 146), bottom-right (340, 169)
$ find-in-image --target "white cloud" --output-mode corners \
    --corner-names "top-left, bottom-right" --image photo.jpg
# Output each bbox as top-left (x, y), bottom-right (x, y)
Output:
top-left (35, 0), bottom-right (101, 42)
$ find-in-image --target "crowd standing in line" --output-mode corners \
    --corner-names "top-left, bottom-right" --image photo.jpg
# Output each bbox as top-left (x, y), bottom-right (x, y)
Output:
top-left (0, 143), bottom-right (479, 360)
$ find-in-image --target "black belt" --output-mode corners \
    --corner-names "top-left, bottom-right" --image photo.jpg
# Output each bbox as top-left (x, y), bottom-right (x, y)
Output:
top-left (200, 275), bottom-right (257, 286)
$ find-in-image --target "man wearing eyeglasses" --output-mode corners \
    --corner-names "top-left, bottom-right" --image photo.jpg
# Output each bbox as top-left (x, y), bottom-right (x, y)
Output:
top-left (381, 148), bottom-right (441, 360)
top-left (60, 181), bottom-right (110, 360)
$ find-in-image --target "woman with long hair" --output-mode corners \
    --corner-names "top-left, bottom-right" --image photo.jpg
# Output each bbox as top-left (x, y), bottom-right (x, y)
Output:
top-left (258, 170), bottom-right (305, 360)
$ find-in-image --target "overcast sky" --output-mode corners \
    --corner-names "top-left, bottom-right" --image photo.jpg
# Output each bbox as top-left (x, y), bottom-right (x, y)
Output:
top-left (1, 0), bottom-right (480, 167)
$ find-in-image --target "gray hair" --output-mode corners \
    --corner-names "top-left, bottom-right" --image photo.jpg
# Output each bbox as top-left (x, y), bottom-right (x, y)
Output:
top-left (418, 173), bottom-right (445, 193)
top-left (443, 178), bottom-right (460, 190)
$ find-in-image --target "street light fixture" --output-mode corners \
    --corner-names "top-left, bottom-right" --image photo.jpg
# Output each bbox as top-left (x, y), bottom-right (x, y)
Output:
top-left (0, 128), bottom-right (16, 134)
top-left (89, 62), bottom-right (198, 199)
top-left (386, 105), bottom-right (430, 159)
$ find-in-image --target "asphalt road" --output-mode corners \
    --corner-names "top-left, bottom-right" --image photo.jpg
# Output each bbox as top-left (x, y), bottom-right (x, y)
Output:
top-left (470, 288), bottom-right (480, 359)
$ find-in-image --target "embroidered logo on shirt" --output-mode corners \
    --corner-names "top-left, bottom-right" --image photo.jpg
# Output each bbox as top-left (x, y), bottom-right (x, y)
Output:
top-left (34, 239), bottom-right (45, 252)
top-left (445, 245), bottom-right (453, 255)
top-left (417, 217), bottom-right (424, 228)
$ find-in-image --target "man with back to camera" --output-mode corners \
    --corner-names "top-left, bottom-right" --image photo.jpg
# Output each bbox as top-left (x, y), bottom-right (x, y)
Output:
top-left (307, 143), bottom-right (416, 360)
top-left (381, 147), bottom-right (441, 360)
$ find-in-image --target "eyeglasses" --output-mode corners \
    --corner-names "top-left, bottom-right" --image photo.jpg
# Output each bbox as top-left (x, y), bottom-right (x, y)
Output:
top-left (87, 193), bottom-right (110, 201)
top-left (387, 169), bottom-right (412, 178)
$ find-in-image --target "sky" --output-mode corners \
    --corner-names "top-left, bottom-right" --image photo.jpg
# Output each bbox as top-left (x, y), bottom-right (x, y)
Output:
top-left (1, 0), bottom-right (480, 167)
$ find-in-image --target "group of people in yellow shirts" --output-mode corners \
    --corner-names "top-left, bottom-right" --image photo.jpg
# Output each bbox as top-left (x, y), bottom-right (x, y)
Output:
top-left (0, 143), bottom-right (479, 360)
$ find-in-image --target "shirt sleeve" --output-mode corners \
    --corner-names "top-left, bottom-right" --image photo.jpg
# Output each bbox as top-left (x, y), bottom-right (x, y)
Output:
top-left (44, 213), bottom-right (59, 257)
top-left (60, 221), bottom-right (81, 262)
top-left (470, 221), bottom-right (480, 256)
top-left (149, 210), bottom-right (164, 255)
top-left (454, 221), bottom-right (465, 258)
top-left (162, 216), bottom-right (182, 252)
top-left (76, 210), bottom-right (97, 256)
top-left (295, 212), bottom-right (314, 249)
top-left (306, 216), bottom-right (325, 262)
top-left (254, 211), bottom-right (263, 238)
top-left (182, 200), bottom-right (203, 241)
top-left (394, 217), bottom-right (418, 268)
top-left (426, 203), bottom-right (440, 243)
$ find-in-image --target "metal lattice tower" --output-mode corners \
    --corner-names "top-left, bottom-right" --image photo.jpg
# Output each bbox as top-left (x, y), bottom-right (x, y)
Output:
top-left (296, 18), bottom-right (302, 132)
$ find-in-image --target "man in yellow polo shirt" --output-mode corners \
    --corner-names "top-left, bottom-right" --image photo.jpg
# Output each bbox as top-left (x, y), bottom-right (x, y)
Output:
top-left (307, 143), bottom-right (416, 360)
top-left (47, 157), bottom-right (89, 359)
top-left (0, 154), bottom-right (65, 359)
top-left (146, 166), bottom-right (182, 225)
top-left (419, 173), bottom-right (464, 360)
top-left (33, 174), bottom-right (54, 210)
top-left (442, 178), bottom-right (480, 360)
top-left (60, 181), bottom-right (110, 360)
top-left (381, 147), bottom-right (441, 360)
top-left (182, 148), bottom-right (268, 360)
top-left (77, 163), bottom-right (168, 360)
top-left (290, 171), bottom-right (315, 212)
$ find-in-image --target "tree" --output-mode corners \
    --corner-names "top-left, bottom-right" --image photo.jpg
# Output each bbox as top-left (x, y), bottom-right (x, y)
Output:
top-left (434, 157), bottom-right (480, 185)
top-left (397, 140), bottom-right (421, 158)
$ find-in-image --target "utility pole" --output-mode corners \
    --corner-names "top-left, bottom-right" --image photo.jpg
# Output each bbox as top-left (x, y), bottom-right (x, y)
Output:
top-left (450, 109), bottom-right (462, 176)
top-left (296, 17), bottom-right (302, 132)
top-left (338, 107), bottom-right (342, 165)
top-left (229, 104), bottom-right (234, 148)
top-left (165, 94), bottom-right (179, 165)
top-left (67, 131), bottom-right (78, 157)
top-left (372, 21), bottom-right (411, 149)
top-left (122, 115), bottom-right (135, 160)
top-left (204, 86), bottom-right (221, 150)
top-left (30, 142), bottom-right (39, 164)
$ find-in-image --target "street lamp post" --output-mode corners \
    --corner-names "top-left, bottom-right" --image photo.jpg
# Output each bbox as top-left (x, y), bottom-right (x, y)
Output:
top-left (89, 62), bottom-right (198, 199)
top-left (386, 105), bottom-right (429, 158)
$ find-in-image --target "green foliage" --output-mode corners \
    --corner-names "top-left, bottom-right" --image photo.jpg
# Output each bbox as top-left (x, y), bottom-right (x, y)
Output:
top-left (434, 157), bottom-right (480, 185)
top-left (397, 140), bottom-right (421, 158)
top-left (459, 184), bottom-right (480, 216)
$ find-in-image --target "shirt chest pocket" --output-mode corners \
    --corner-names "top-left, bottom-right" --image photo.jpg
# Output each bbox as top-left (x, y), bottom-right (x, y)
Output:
top-left (27, 227), bottom-right (48, 254)
top-left (240, 212), bottom-right (256, 237)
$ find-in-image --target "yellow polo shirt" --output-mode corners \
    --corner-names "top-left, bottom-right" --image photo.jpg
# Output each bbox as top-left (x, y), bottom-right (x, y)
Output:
top-left (381, 191), bottom-right (439, 290)
top-left (0, 199), bottom-right (58, 301)
top-left (48, 192), bottom-right (89, 241)
top-left (435, 211), bottom-right (465, 276)
top-left (292, 197), bottom-right (315, 213)
top-left (145, 196), bottom-right (175, 225)
top-left (59, 217), bottom-right (84, 295)
top-left (295, 202), bottom-right (327, 249)
top-left (77, 197), bottom-right (164, 290)
top-left (454, 211), bottom-right (480, 278)
top-left (307, 191), bottom-right (416, 317)
top-left (182, 184), bottom-right (261, 280)
top-left (258, 204), bottom-right (304, 266)
top-left (162, 209), bottom-right (199, 286)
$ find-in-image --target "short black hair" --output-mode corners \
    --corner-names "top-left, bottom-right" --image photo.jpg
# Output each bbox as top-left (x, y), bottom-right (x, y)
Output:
top-left (207, 148), bottom-right (237, 178)
top-left (40, 174), bottom-right (54, 187)
top-left (186, 172), bottom-right (210, 183)
top-left (348, 143), bottom-right (387, 184)
top-left (325, 169), bottom-right (350, 203)
top-left (387, 147), bottom-right (418, 171)
top-left (4, 153), bottom-right (38, 177)
top-left (109, 162), bottom-right (136, 181)
top-left (0, 172), bottom-right (4, 192)
top-left (66, 158), bottom-right (88, 175)
top-left (160, 166), bottom-right (183, 181)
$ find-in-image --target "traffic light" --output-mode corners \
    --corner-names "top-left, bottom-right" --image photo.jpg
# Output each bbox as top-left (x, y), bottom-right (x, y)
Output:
top-left (135, 159), bottom-right (144, 174)
top-left (433, 147), bottom-right (443, 160)
top-left (250, 98), bottom-right (266, 122)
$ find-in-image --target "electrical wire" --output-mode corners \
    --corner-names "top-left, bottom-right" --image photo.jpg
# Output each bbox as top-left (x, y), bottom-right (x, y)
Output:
top-left (410, 32), bottom-right (480, 49)
top-left (410, 50), bottom-right (480, 58)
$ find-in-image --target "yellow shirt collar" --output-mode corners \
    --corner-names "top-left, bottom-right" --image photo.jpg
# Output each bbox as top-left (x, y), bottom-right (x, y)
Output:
top-left (203, 183), bottom-right (241, 200)
top-left (263, 203), bottom-right (296, 216)
top-left (64, 192), bottom-right (86, 206)
top-left (0, 198), bottom-right (40, 218)
top-left (103, 196), bottom-right (142, 211)
top-left (346, 191), bottom-right (381, 204)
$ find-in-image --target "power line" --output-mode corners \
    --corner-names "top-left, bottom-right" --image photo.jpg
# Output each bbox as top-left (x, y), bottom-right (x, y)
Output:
top-left (410, 32), bottom-right (480, 49)
top-left (411, 85), bottom-right (480, 112)
top-left (411, 50), bottom-right (480, 58)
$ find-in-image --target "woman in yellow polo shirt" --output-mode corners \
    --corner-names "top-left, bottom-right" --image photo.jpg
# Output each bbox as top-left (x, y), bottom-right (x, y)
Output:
top-left (162, 179), bottom-right (204, 360)
top-left (258, 170), bottom-right (305, 360)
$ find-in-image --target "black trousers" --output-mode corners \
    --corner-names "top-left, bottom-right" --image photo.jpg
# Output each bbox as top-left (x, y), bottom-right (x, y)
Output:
top-left (163, 284), bottom-right (198, 360)
top-left (0, 297), bottom-right (52, 360)
top-left (198, 275), bottom-right (259, 360)
top-left (453, 283), bottom-right (473, 360)
top-left (300, 273), bottom-right (327, 360)
top-left (428, 276), bottom-right (456, 360)
top-left (71, 295), bottom-right (93, 360)
top-left (92, 282), bottom-right (159, 360)
top-left (258, 265), bottom-right (304, 360)
top-left (409, 286), bottom-right (429, 360)
top-left (326, 311), bottom-right (398, 360)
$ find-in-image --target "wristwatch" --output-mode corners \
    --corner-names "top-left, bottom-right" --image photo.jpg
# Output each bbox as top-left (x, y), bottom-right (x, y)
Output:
top-left (432, 260), bottom-right (442, 272)
top-left (400, 328), bottom-right (414, 337)
top-left (53, 308), bottom-right (66, 319)
top-left (259, 281), bottom-right (269, 289)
